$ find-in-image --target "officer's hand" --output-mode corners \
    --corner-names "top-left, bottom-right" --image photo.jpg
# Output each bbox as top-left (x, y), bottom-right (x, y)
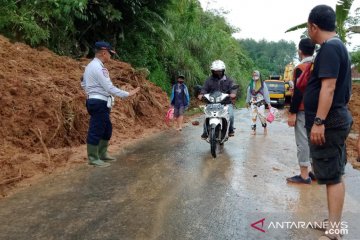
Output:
top-left (129, 87), bottom-right (140, 96)
top-left (230, 93), bottom-right (236, 99)
top-left (198, 94), bottom-right (203, 100)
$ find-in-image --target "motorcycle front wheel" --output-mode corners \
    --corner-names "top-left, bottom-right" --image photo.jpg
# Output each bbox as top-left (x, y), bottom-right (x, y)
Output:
top-left (210, 127), bottom-right (217, 158)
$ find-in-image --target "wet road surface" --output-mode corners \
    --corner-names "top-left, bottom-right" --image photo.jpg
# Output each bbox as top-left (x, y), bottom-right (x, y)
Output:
top-left (0, 109), bottom-right (359, 240)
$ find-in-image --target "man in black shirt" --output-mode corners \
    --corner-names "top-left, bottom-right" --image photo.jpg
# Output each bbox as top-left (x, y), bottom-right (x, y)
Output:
top-left (305, 5), bottom-right (352, 239)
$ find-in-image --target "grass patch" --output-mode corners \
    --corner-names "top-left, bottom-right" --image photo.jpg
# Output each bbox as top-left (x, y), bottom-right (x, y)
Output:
top-left (185, 107), bottom-right (203, 116)
top-left (235, 98), bottom-right (246, 108)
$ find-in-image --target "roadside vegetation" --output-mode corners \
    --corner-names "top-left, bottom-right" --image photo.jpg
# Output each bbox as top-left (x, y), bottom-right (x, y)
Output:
top-left (0, 0), bottom-right (358, 97)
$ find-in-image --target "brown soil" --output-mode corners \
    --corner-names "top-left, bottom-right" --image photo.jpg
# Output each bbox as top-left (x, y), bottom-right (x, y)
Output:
top-left (347, 84), bottom-right (360, 169)
top-left (0, 35), bottom-right (175, 197)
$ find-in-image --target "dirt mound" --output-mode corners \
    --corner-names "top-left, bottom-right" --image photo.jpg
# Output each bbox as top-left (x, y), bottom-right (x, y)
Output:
top-left (347, 83), bottom-right (360, 168)
top-left (0, 35), bottom-right (169, 195)
top-left (349, 84), bottom-right (360, 132)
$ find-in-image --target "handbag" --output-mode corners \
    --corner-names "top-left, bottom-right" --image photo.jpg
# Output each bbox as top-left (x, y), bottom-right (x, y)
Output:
top-left (266, 107), bottom-right (277, 123)
top-left (165, 107), bottom-right (174, 126)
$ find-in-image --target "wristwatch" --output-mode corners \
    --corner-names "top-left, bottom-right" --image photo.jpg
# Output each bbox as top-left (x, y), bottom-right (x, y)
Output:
top-left (314, 117), bottom-right (326, 126)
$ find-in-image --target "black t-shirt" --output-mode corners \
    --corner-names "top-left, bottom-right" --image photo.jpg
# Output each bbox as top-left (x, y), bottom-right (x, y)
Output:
top-left (304, 37), bottom-right (352, 129)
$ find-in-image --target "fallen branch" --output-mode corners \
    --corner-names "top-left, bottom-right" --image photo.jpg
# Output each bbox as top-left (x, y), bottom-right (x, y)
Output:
top-left (31, 128), bottom-right (51, 164)
top-left (0, 169), bottom-right (22, 185)
top-left (47, 112), bottom-right (61, 145)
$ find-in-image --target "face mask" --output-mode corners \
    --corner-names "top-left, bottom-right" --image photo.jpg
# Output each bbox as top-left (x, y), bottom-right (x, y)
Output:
top-left (253, 76), bottom-right (259, 80)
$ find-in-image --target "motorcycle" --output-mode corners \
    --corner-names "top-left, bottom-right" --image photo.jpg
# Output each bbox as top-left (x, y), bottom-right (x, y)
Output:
top-left (200, 85), bottom-right (239, 158)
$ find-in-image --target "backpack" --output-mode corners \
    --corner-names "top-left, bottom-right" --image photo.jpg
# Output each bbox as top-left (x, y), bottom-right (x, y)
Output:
top-left (295, 61), bottom-right (313, 93)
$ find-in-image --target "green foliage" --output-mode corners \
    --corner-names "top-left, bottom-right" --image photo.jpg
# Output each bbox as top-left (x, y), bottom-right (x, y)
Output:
top-left (117, 0), bottom-right (253, 95)
top-left (0, 0), bottom-right (88, 51)
top-left (0, 0), bottom-right (253, 98)
top-left (149, 65), bottom-right (172, 94)
top-left (336, 0), bottom-right (354, 41)
top-left (239, 38), bottom-right (296, 80)
top-left (184, 107), bottom-right (203, 116)
top-left (285, 0), bottom-right (358, 43)
top-left (159, 0), bottom-right (252, 93)
top-left (352, 50), bottom-right (360, 71)
top-left (285, 23), bottom-right (307, 33)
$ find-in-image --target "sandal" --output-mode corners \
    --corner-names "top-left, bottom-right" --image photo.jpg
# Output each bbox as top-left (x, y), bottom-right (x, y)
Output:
top-left (286, 175), bottom-right (311, 184)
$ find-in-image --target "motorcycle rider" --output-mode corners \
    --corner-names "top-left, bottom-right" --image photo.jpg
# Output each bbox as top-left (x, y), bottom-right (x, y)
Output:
top-left (198, 60), bottom-right (237, 139)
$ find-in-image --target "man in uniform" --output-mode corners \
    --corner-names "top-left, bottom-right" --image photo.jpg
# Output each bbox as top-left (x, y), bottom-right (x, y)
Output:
top-left (81, 41), bottom-right (140, 167)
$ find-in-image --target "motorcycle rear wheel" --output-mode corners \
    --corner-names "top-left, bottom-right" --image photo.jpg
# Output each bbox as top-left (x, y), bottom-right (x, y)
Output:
top-left (210, 127), bottom-right (217, 158)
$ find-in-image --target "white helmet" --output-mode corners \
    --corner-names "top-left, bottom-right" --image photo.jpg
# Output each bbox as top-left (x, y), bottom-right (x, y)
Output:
top-left (210, 60), bottom-right (226, 71)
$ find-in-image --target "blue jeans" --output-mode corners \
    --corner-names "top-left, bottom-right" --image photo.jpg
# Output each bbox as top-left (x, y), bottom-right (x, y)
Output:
top-left (86, 99), bottom-right (112, 145)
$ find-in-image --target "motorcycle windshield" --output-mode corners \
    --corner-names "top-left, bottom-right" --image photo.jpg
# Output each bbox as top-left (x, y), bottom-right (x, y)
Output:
top-left (209, 91), bottom-right (227, 103)
top-left (209, 91), bottom-right (222, 98)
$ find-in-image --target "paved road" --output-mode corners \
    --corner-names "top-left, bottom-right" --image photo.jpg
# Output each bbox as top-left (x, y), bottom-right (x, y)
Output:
top-left (0, 109), bottom-right (359, 240)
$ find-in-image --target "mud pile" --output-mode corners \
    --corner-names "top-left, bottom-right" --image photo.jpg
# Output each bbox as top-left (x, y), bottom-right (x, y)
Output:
top-left (347, 83), bottom-right (360, 168)
top-left (0, 35), bottom-right (169, 195)
top-left (349, 84), bottom-right (360, 132)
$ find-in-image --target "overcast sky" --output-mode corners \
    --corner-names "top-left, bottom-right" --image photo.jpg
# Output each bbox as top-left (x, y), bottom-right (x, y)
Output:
top-left (198, 0), bottom-right (360, 51)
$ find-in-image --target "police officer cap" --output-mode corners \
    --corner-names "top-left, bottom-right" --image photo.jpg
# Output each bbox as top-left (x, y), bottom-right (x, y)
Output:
top-left (95, 41), bottom-right (116, 55)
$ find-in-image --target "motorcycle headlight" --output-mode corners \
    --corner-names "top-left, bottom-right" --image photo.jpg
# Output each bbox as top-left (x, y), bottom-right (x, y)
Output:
top-left (209, 96), bottom-right (215, 103)
top-left (204, 106), bottom-right (212, 115)
top-left (215, 96), bottom-right (222, 102)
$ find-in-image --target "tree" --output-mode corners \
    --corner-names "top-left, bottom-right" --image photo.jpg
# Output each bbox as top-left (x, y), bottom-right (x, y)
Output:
top-left (239, 39), bottom-right (296, 79)
top-left (0, 0), bottom-right (253, 96)
top-left (285, 0), bottom-right (360, 43)
top-left (0, 0), bottom-right (88, 51)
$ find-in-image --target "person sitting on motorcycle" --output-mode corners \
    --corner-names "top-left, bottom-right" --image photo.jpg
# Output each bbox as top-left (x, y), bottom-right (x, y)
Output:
top-left (198, 60), bottom-right (237, 139)
top-left (245, 70), bottom-right (271, 135)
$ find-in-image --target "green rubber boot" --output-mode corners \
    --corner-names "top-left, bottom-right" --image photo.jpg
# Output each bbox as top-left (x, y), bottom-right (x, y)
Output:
top-left (99, 140), bottom-right (116, 161)
top-left (87, 144), bottom-right (110, 167)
